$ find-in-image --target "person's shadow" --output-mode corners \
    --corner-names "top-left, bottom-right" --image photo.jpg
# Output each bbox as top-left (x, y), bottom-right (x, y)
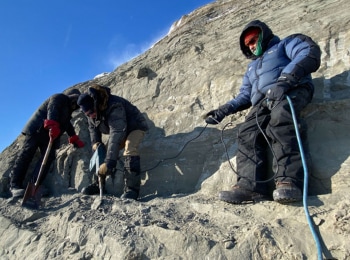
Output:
top-left (304, 71), bottom-right (350, 196)
top-left (138, 113), bottom-right (239, 201)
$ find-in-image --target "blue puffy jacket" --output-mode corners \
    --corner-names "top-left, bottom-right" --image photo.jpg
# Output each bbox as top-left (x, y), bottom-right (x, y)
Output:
top-left (227, 20), bottom-right (321, 110)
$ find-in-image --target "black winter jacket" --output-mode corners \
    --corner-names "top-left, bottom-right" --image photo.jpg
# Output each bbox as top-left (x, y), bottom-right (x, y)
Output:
top-left (22, 93), bottom-right (76, 137)
top-left (87, 94), bottom-right (149, 168)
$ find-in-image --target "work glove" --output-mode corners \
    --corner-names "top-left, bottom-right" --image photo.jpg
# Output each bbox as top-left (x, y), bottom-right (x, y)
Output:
top-left (266, 74), bottom-right (296, 102)
top-left (44, 119), bottom-right (61, 140)
top-left (92, 142), bottom-right (103, 151)
top-left (266, 74), bottom-right (296, 110)
top-left (204, 103), bottom-right (235, 125)
top-left (266, 82), bottom-right (289, 102)
top-left (68, 135), bottom-right (85, 148)
top-left (98, 163), bottom-right (113, 176)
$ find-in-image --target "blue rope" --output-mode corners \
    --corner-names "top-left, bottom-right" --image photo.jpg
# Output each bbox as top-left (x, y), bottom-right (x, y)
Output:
top-left (286, 95), bottom-right (323, 260)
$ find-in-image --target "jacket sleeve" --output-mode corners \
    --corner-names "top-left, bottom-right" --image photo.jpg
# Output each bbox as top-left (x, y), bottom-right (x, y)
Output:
top-left (46, 94), bottom-right (64, 122)
top-left (46, 94), bottom-right (77, 136)
top-left (88, 119), bottom-right (102, 145)
top-left (65, 122), bottom-right (76, 137)
top-left (280, 34), bottom-right (321, 84)
top-left (105, 103), bottom-right (127, 168)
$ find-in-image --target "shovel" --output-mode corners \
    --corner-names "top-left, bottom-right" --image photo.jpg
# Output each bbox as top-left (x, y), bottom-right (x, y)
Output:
top-left (22, 137), bottom-right (53, 209)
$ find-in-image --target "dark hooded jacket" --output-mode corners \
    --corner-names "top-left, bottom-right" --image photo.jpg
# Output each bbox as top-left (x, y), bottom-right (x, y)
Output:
top-left (22, 93), bottom-right (78, 137)
top-left (86, 86), bottom-right (149, 168)
top-left (226, 20), bottom-right (321, 110)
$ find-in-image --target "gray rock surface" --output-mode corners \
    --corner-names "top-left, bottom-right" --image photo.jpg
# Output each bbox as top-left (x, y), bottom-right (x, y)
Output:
top-left (1, 0), bottom-right (350, 259)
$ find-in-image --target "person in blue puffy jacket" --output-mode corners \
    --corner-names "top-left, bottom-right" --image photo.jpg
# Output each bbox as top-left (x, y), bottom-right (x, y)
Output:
top-left (204, 20), bottom-right (321, 204)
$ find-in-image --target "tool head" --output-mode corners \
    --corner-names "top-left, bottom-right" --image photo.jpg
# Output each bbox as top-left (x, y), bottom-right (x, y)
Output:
top-left (89, 143), bottom-right (106, 174)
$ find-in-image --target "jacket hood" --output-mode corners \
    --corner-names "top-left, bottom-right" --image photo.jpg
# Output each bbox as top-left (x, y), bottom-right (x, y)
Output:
top-left (240, 20), bottom-right (277, 59)
top-left (88, 84), bottom-right (111, 118)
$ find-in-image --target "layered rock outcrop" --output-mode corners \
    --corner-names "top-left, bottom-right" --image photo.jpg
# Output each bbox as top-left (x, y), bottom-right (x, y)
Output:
top-left (1, 0), bottom-right (349, 259)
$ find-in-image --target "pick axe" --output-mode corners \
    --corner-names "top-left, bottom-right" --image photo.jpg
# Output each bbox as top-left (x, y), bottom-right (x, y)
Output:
top-left (22, 137), bottom-right (53, 209)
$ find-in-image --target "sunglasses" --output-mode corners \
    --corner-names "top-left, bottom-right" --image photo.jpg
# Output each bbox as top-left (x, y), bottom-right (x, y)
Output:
top-left (245, 34), bottom-right (259, 47)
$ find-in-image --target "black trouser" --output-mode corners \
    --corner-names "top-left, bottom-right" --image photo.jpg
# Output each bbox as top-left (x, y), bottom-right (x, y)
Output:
top-left (123, 155), bottom-right (141, 193)
top-left (10, 130), bottom-right (59, 189)
top-left (236, 87), bottom-right (312, 194)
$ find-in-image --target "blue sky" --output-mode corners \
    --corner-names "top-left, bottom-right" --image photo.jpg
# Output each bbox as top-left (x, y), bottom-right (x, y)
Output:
top-left (0, 0), bottom-right (213, 152)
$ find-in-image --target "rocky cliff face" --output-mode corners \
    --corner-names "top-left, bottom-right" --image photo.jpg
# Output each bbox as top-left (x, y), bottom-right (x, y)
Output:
top-left (1, 0), bottom-right (350, 259)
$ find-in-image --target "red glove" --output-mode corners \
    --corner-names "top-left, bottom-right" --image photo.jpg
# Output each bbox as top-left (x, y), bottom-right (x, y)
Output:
top-left (69, 135), bottom-right (85, 148)
top-left (44, 119), bottom-right (61, 140)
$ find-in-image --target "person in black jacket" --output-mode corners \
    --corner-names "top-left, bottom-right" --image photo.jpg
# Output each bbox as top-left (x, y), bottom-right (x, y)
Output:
top-left (10, 89), bottom-right (85, 198)
top-left (77, 84), bottom-right (149, 200)
top-left (204, 20), bottom-right (321, 204)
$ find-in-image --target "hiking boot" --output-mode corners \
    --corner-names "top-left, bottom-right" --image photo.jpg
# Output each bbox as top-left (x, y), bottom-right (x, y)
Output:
top-left (81, 182), bottom-right (100, 195)
top-left (121, 189), bottom-right (139, 200)
top-left (273, 182), bottom-right (302, 204)
top-left (218, 185), bottom-right (267, 204)
top-left (10, 187), bottom-right (25, 198)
